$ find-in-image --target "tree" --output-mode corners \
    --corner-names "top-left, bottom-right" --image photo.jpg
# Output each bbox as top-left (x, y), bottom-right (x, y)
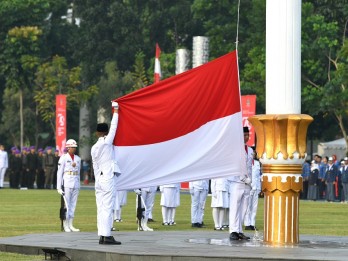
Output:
top-left (0, 0), bottom-right (51, 40)
top-left (0, 0), bottom-right (78, 147)
top-left (73, 0), bottom-right (140, 84)
top-left (73, 0), bottom-right (202, 86)
top-left (96, 61), bottom-right (134, 109)
top-left (34, 55), bottom-right (98, 135)
top-left (302, 1), bottom-right (348, 154)
top-left (191, 0), bottom-right (266, 112)
top-left (0, 26), bottom-right (42, 148)
top-left (131, 52), bottom-right (150, 91)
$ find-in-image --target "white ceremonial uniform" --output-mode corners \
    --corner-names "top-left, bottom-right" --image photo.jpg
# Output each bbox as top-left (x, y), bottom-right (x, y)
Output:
top-left (140, 186), bottom-right (157, 219)
top-left (228, 145), bottom-right (253, 234)
top-left (114, 190), bottom-right (127, 221)
top-left (57, 152), bottom-right (81, 220)
top-left (189, 180), bottom-right (209, 224)
top-left (211, 178), bottom-right (229, 208)
top-left (172, 183), bottom-right (181, 223)
top-left (160, 183), bottom-right (180, 225)
top-left (244, 159), bottom-right (261, 228)
top-left (211, 178), bottom-right (229, 229)
top-left (91, 112), bottom-right (120, 237)
top-left (0, 148), bottom-right (8, 188)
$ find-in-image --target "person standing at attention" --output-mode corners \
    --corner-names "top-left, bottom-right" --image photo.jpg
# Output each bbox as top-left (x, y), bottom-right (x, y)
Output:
top-left (91, 101), bottom-right (121, 245)
top-left (307, 160), bottom-right (319, 201)
top-left (0, 144), bottom-right (8, 189)
top-left (228, 126), bottom-right (253, 240)
top-left (57, 139), bottom-right (81, 232)
top-left (244, 149), bottom-right (262, 231)
top-left (324, 156), bottom-right (338, 202)
top-left (189, 179), bottom-right (209, 228)
top-left (43, 146), bottom-right (55, 189)
top-left (341, 157), bottom-right (348, 203)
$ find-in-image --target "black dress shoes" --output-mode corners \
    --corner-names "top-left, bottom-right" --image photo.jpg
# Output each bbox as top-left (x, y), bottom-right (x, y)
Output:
top-left (99, 236), bottom-right (121, 245)
top-left (238, 233), bottom-right (250, 240)
top-left (245, 225), bottom-right (256, 230)
top-left (229, 232), bottom-right (240, 240)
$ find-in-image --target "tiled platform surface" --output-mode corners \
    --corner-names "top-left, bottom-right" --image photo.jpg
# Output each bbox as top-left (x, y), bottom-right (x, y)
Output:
top-left (1, 231), bottom-right (348, 261)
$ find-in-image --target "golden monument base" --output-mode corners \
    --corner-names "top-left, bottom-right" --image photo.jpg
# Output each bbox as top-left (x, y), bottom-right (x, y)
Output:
top-left (249, 114), bottom-right (313, 245)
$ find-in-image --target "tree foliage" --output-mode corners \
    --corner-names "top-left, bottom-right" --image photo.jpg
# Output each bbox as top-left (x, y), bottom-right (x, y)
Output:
top-left (0, 0), bottom-right (347, 152)
top-left (34, 56), bottom-right (98, 133)
top-left (131, 52), bottom-right (150, 91)
top-left (302, 1), bottom-right (348, 149)
top-left (95, 61), bottom-right (134, 111)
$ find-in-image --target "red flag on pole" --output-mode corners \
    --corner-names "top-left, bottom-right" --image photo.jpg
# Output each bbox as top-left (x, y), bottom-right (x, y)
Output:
top-left (154, 43), bottom-right (161, 83)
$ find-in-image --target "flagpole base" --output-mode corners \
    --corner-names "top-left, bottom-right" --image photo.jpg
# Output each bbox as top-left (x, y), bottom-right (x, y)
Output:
top-left (248, 114), bottom-right (313, 245)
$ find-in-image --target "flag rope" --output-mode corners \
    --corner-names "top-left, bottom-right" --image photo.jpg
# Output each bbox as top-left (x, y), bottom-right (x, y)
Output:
top-left (235, 0), bottom-right (241, 50)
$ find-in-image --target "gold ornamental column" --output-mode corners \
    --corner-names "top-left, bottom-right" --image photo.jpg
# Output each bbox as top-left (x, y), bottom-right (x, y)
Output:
top-left (249, 114), bottom-right (313, 244)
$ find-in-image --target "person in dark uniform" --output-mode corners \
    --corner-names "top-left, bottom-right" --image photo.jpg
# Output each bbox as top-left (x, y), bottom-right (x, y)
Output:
top-left (43, 146), bottom-right (55, 189)
top-left (26, 146), bottom-right (38, 189)
top-left (52, 149), bottom-right (60, 189)
top-left (319, 156), bottom-right (327, 199)
top-left (341, 157), bottom-right (348, 203)
top-left (21, 147), bottom-right (29, 188)
top-left (36, 148), bottom-right (45, 189)
top-left (8, 147), bottom-right (17, 188)
top-left (301, 160), bottom-right (310, 199)
top-left (11, 150), bottom-right (22, 189)
top-left (307, 160), bottom-right (319, 201)
top-left (324, 157), bottom-right (339, 202)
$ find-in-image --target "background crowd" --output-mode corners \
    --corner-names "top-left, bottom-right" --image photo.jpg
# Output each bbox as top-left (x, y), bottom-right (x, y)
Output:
top-left (302, 155), bottom-right (348, 203)
top-left (1, 145), bottom-right (60, 190)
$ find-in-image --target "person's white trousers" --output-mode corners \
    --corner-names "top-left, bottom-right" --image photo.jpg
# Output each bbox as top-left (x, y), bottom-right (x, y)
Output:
top-left (228, 181), bottom-right (250, 233)
top-left (95, 175), bottom-right (116, 237)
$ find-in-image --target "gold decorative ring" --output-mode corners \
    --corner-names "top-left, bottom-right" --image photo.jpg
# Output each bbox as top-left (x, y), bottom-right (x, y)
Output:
top-left (262, 164), bottom-right (302, 174)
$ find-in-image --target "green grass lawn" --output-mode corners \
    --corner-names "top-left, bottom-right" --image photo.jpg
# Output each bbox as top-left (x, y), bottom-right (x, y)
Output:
top-left (1, 188), bottom-right (348, 260)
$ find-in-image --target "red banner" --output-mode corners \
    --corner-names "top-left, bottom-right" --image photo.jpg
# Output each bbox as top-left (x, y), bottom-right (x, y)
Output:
top-left (242, 95), bottom-right (256, 147)
top-left (56, 95), bottom-right (66, 156)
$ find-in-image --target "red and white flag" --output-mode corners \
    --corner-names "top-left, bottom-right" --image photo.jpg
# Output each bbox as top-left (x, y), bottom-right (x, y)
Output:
top-left (114, 51), bottom-right (245, 190)
top-left (154, 43), bottom-right (161, 83)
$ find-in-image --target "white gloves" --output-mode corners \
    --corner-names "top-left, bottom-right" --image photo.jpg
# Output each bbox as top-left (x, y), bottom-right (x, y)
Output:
top-left (134, 189), bottom-right (142, 195)
top-left (111, 101), bottom-right (119, 109)
top-left (57, 189), bottom-right (64, 196)
top-left (240, 176), bottom-right (251, 185)
top-left (244, 177), bottom-right (251, 185)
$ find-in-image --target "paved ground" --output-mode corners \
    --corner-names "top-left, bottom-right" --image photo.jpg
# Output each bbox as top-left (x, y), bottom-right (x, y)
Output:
top-left (1, 231), bottom-right (348, 261)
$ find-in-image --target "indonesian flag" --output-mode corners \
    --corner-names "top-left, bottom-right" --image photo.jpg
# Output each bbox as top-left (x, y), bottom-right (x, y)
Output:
top-left (114, 50), bottom-right (245, 190)
top-left (154, 43), bottom-right (161, 83)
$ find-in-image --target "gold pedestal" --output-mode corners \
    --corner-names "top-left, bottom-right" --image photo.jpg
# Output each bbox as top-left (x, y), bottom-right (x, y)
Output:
top-left (248, 114), bottom-right (313, 245)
